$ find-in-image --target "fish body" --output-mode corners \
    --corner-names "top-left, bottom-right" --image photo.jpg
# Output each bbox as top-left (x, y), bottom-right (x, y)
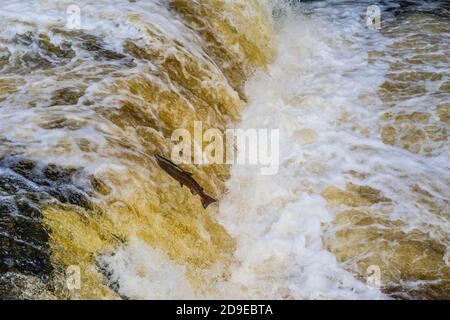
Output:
top-left (155, 154), bottom-right (217, 209)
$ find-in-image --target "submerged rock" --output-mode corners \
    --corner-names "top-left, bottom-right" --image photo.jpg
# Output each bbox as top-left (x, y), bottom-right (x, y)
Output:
top-left (0, 156), bottom-right (103, 298)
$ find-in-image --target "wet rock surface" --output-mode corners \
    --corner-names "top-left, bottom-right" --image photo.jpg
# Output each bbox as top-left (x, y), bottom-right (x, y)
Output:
top-left (0, 155), bottom-right (97, 298)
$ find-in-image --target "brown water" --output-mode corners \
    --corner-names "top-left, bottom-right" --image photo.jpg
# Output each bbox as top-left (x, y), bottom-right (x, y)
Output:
top-left (0, 0), bottom-right (448, 299)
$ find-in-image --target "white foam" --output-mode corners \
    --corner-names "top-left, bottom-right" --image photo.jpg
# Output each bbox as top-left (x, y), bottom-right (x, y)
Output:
top-left (2, 0), bottom-right (448, 300)
top-left (99, 237), bottom-right (196, 300)
top-left (213, 2), bottom-right (449, 299)
top-left (79, 1), bottom-right (449, 299)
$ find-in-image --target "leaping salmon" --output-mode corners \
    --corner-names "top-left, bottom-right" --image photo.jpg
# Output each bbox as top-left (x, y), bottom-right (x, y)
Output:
top-left (155, 154), bottom-right (217, 209)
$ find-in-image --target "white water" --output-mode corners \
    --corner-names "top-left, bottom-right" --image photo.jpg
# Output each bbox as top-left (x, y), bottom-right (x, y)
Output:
top-left (213, 6), bottom-right (388, 300)
top-left (99, 238), bottom-right (197, 299)
top-left (103, 3), bottom-right (392, 299)
top-left (214, 3), bottom-right (450, 299)
top-left (104, 1), bottom-right (449, 299)
top-left (2, 0), bottom-right (447, 299)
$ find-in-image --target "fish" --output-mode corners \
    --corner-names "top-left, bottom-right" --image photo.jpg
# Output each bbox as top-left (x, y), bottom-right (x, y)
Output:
top-left (155, 154), bottom-right (217, 209)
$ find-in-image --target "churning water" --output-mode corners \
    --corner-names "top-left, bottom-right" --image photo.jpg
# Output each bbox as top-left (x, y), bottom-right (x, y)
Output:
top-left (0, 0), bottom-right (448, 299)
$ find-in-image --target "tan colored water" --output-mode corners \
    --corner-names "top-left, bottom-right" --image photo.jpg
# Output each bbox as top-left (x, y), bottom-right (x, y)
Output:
top-left (0, 0), bottom-right (448, 299)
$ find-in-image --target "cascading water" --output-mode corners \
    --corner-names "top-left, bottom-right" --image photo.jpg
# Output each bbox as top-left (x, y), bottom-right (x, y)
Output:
top-left (0, 0), bottom-right (448, 300)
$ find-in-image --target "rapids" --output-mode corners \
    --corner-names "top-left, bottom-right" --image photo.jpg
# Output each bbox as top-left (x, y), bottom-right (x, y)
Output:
top-left (0, 0), bottom-right (448, 299)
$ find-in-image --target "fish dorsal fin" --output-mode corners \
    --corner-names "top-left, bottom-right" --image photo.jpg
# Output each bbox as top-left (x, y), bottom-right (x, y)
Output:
top-left (185, 171), bottom-right (193, 176)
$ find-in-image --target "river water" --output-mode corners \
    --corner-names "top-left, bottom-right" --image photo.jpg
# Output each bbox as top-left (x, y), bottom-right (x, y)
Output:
top-left (0, 0), bottom-right (448, 299)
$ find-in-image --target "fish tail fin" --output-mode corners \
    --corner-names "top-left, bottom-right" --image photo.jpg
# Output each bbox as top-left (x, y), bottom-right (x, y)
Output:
top-left (201, 193), bottom-right (217, 209)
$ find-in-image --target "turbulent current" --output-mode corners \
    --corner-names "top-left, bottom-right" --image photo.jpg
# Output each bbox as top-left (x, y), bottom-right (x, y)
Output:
top-left (0, 0), bottom-right (448, 299)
